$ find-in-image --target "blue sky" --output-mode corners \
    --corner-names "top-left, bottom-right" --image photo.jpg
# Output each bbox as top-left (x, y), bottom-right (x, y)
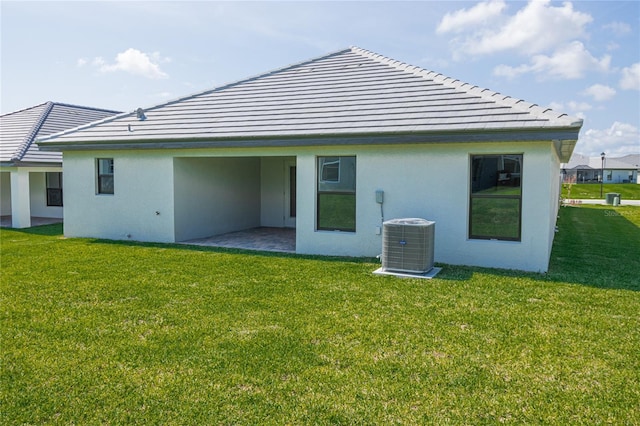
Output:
top-left (2, 0), bottom-right (639, 157)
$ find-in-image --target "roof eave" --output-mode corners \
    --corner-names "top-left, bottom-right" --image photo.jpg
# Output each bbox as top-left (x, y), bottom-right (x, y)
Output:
top-left (37, 127), bottom-right (582, 152)
top-left (554, 138), bottom-right (578, 163)
top-left (0, 160), bottom-right (62, 168)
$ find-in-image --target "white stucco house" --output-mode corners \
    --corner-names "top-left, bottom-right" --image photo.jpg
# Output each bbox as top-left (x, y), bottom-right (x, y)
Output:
top-left (562, 153), bottom-right (640, 184)
top-left (38, 47), bottom-right (583, 272)
top-left (1, 102), bottom-right (119, 228)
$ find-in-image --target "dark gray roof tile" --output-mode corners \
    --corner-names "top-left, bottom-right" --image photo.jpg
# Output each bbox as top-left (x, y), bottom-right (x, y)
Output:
top-left (1, 102), bottom-right (120, 164)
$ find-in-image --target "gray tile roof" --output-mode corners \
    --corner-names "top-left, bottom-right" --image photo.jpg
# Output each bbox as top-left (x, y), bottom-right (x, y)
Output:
top-left (567, 164), bottom-right (595, 170)
top-left (564, 153), bottom-right (640, 170)
top-left (38, 47), bottom-right (583, 156)
top-left (1, 102), bottom-right (119, 165)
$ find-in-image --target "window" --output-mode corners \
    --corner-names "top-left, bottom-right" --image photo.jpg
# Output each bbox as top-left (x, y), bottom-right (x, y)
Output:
top-left (469, 154), bottom-right (522, 241)
top-left (46, 172), bottom-right (63, 206)
top-left (317, 156), bottom-right (356, 232)
top-left (97, 158), bottom-right (114, 194)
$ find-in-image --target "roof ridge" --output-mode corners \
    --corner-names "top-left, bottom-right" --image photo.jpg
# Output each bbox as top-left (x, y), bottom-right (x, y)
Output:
top-left (11, 101), bottom-right (54, 162)
top-left (37, 110), bottom-right (132, 143)
top-left (2, 101), bottom-right (120, 118)
top-left (350, 46), bottom-right (583, 128)
top-left (145, 47), bottom-right (354, 113)
top-left (49, 101), bottom-right (121, 114)
top-left (0, 101), bottom-right (50, 118)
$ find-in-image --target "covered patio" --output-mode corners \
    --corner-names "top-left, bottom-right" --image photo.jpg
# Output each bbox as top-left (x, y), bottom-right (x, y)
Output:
top-left (181, 227), bottom-right (295, 253)
top-left (0, 216), bottom-right (63, 228)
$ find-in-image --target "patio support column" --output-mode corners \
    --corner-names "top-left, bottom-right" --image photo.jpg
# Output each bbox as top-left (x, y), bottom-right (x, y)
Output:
top-left (10, 168), bottom-right (31, 228)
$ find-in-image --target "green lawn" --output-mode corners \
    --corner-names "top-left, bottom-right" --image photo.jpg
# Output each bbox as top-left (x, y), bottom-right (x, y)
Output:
top-left (562, 183), bottom-right (640, 200)
top-left (2, 205), bottom-right (639, 424)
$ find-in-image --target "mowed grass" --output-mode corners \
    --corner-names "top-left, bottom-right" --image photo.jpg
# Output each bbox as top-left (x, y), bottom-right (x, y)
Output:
top-left (1, 205), bottom-right (639, 424)
top-left (562, 183), bottom-right (640, 200)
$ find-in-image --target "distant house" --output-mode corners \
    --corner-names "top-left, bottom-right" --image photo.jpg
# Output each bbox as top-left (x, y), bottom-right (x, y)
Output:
top-left (562, 153), bottom-right (640, 184)
top-left (38, 47), bottom-right (583, 272)
top-left (0, 102), bottom-right (119, 228)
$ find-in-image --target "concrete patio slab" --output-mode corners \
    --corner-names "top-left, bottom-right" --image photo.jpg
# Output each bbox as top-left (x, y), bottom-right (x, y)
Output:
top-left (181, 227), bottom-right (295, 253)
top-left (0, 216), bottom-right (63, 228)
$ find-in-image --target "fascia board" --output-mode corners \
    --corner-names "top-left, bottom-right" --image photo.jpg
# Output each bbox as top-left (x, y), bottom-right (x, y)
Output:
top-left (37, 128), bottom-right (581, 152)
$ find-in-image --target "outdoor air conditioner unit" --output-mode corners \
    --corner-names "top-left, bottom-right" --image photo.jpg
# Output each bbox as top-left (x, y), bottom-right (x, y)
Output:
top-left (382, 218), bottom-right (435, 274)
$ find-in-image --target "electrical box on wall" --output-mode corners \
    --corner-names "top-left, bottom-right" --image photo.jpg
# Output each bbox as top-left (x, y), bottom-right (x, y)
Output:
top-left (375, 190), bottom-right (384, 204)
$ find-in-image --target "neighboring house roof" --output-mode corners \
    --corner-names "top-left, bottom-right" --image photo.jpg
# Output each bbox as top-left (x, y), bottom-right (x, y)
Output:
top-left (562, 152), bottom-right (589, 169)
top-left (614, 154), bottom-right (640, 168)
top-left (38, 47), bottom-right (583, 160)
top-left (1, 102), bottom-right (120, 166)
top-left (567, 164), bottom-right (594, 170)
top-left (563, 153), bottom-right (640, 170)
top-left (604, 157), bottom-right (640, 170)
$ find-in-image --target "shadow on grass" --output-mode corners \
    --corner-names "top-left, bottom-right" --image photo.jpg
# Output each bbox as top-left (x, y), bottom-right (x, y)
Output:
top-left (90, 231), bottom-right (637, 292)
top-left (5, 206), bottom-right (637, 291)
top-left (0, 223), bottom-right (63, 236)
top-left (544, 205), bottom-right (639, 291)
top-left (439, 206), bottom-right (639, 291)
top-left (89, 237), bottom-right (380, 265)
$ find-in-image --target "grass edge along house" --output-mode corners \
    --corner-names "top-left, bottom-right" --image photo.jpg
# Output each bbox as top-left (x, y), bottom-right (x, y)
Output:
top-left (38, 47), bottom-right (582, 272)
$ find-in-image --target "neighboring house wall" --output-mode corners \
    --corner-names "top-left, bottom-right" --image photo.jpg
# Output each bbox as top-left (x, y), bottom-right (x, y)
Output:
top-left (562, 154), bottom-right (640, 184)
top-left (29, 171), bottom-right (63, 219)
top-left (0, 166), bottom-right (63, 222)
top-left (60, 140), bottom-right (558, 272)
top-left (0, 172), bottom-right (11, 215)
top-left (606, 169), bottom-right (636, 183)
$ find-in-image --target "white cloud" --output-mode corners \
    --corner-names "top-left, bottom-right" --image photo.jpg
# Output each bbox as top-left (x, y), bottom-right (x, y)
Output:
top-left (420, 56), bottom-right (450, 71)
top-left (576, 121), bottom-right (640, 156)
top-left (606, 42), bottom-right (620, 52)
top-left (547, 100), bottom-right (592, 115)
top-left (574, 111), bottom-right (586, 121)
top-left (548, 101), bottom-right (564, 111)
top-left (493, 41), bottom-right (610, 80)
top-left (603, 21), bottom-right (632, 36)
top-left (76, 58), bottom-right (87, 67)
top-left (436, 0), bottom-right (506, 34)
top-left (96, 48), bottom-right (169, 79)
top-left (567, 101), bottom-right (592, 112)
top-left (582, 84), bottom-right (616, 102)
top-left (92, 57), bottom-right (106, 67)
top-left (154, 91), bottom-right (174, 99)
top-left (619, 63), bottom-right (640, 91)
top-left (451, 0), bottom-right (592, 56)
top-left (493, 63), bottom-right (530, 79)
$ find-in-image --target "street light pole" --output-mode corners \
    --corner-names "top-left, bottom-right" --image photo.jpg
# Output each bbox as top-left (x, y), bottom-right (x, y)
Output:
top-left (600, 152), bottom-right (605, 198)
